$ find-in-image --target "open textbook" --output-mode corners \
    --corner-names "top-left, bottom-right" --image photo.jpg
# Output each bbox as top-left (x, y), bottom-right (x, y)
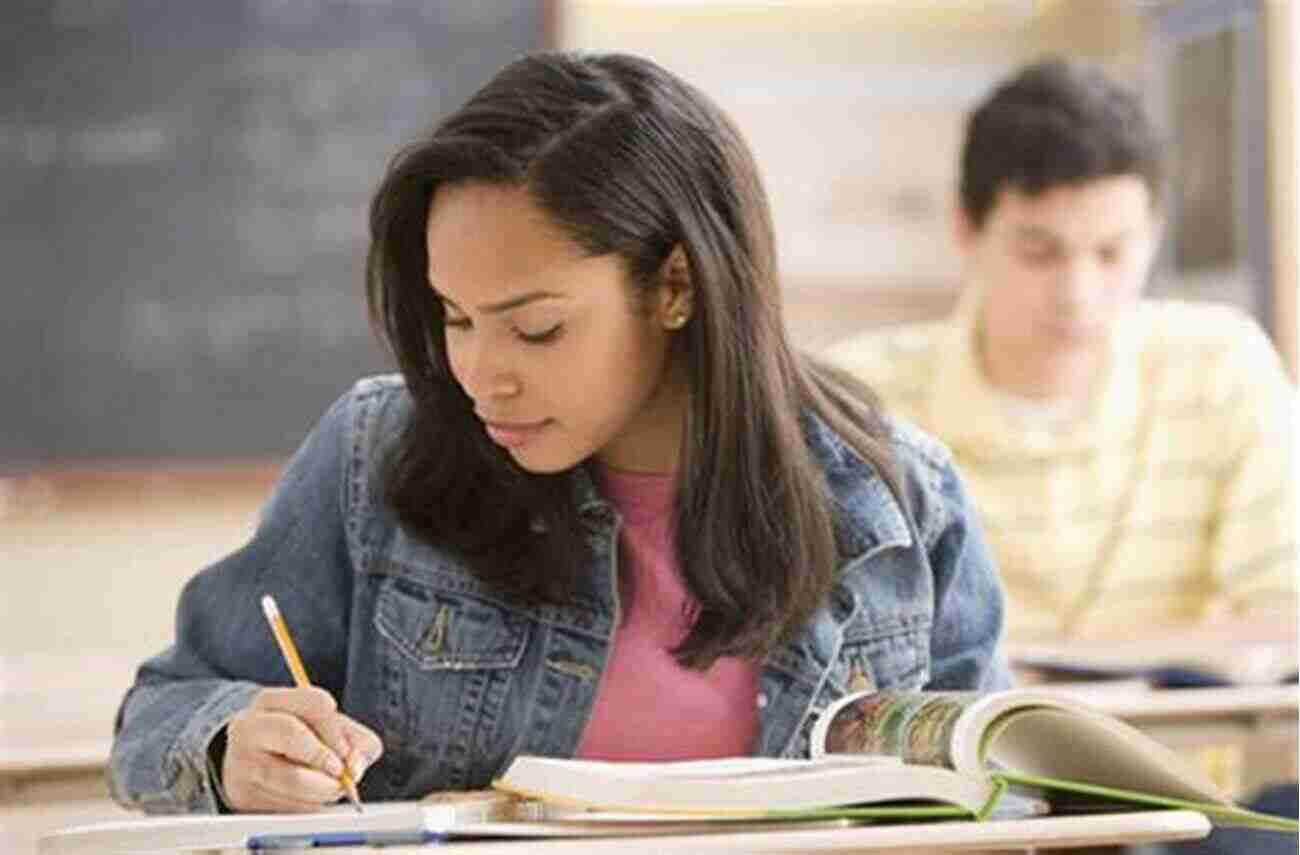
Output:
top-left (493, 688), bottom-right (1299, 833)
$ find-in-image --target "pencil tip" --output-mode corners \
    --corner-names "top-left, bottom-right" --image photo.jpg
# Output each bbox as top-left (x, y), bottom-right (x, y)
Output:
top-left (345, 780), bottom-right (364, 813)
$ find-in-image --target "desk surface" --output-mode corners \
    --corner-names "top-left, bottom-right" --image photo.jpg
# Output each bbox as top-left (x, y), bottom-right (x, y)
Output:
top-left (0, 653), bottom-right (129, 776)
top-left (191, 811), bottom-right (1213, 854)
top-left (1007, 627), bottom-right (1297, 688)
top-left (1049, 683), bottom-right (1300, 722)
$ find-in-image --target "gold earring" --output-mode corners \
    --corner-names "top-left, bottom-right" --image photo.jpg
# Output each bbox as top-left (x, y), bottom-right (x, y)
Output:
top-left (665, 312), bottom-right (688, 330)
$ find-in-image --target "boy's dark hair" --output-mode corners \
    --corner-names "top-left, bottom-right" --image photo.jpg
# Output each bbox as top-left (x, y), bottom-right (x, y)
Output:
top-left (960, 57), bottom-right (1163, 227)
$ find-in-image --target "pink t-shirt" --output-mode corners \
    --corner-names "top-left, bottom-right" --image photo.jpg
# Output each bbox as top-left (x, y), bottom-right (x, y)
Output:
top-left (574, 464), bottom-right (760, 761)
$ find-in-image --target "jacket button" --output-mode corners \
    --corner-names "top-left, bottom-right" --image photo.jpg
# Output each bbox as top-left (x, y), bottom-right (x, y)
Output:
top-left (755, 692), bottom-right (769, 709)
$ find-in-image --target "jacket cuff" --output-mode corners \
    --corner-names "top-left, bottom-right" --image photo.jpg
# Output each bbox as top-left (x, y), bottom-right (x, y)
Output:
top-left (170, 682), bottom-right (262, 814)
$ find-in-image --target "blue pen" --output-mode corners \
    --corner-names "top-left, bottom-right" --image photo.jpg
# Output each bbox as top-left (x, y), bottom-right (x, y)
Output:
top-left (247, 829), bottom-right (444, 849)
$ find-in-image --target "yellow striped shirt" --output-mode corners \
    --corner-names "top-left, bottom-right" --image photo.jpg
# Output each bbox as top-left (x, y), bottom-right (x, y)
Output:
top-left (827, 292), bottom-right (1297, 641)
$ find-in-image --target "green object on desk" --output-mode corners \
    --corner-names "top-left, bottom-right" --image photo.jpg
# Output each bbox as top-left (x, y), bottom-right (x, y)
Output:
top-left (993, 770), bottom-right (1300, 834)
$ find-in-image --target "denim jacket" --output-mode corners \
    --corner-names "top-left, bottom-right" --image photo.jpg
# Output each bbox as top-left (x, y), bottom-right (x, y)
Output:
top-left (109, 375), bottom-right (1009, 813)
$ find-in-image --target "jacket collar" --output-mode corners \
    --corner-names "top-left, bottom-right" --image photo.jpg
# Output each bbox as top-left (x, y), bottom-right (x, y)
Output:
top-left (568, 409), bottom-right (913, 565)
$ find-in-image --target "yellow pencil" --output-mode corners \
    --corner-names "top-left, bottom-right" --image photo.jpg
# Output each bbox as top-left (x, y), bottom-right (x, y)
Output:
top-left (260, 594), bottom-right (364, 813)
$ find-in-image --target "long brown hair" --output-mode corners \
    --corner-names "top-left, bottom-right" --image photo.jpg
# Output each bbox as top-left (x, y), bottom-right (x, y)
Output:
top-left (367, 52), bottom-right (898, 668)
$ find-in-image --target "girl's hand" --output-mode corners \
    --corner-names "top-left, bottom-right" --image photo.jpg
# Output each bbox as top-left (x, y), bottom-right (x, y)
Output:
top-left (221, 687), bottom-right (383, 812)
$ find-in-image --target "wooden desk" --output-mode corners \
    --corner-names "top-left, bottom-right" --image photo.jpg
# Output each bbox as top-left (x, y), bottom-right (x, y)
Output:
top-left (41, 810), bottom-right (1211, 854)
top-left (0, 654), bottom-right (129, 803)
top-left (1009, 632), bottom-right (1297, 690)
top-left (1056, 683), bottom-right (1298, 721)
top-left (1, 654), bottom-right (135, 855)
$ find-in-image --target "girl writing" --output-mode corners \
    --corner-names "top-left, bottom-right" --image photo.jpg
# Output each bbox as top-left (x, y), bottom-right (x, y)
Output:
top-left (109, 51), bottom-right (1008, 814)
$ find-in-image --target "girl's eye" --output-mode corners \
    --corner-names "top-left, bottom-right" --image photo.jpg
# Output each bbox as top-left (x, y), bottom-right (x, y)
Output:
top-left (444, 315), bottom-right (471, 330)
top-left (517, 323), bottom-right (563, 344)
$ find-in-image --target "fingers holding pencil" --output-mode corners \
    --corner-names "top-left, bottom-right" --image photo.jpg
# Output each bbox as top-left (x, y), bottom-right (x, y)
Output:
top-left (258, 594), bottom-right (380, 812)
top-left (254, 687), bottom-right (382, 781)
top-left (212, 595), bottom-right (385, 813)
top-left (223, 688), bottom-right (382, 812)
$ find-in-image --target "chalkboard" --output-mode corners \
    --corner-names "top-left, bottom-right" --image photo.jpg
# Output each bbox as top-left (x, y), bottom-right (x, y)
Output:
top-left (1, 1), bottom-right (546, 464)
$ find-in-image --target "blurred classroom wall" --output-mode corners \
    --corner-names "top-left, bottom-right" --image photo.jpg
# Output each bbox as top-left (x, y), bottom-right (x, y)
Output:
top-left (1265, 0), bottom-right (1297, 375)
top-left (563, 0), bottom-right (1297, 365)
top-left (562, 0), bottom-right (1151, 348)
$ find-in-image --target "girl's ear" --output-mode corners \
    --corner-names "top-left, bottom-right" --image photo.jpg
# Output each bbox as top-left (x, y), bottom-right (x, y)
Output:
top-left (656, 245), bottom-right (694, 330)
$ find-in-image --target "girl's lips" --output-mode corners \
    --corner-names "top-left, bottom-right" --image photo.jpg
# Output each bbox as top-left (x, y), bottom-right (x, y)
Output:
top-left (483, 419), bottom-right (551, 448)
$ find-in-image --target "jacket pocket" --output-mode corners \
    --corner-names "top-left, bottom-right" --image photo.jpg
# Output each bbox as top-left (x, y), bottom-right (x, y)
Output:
top-left (373, 574), bottom-right (530, 792)
top-left (376, 575), bottom-right (529, 670)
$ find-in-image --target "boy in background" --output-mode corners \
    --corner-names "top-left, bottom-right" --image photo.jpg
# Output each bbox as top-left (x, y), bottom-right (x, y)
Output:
top-left (828, 55), bottom-right (1297, 855)
top-left (829, 57), bottom-right (1295, 651)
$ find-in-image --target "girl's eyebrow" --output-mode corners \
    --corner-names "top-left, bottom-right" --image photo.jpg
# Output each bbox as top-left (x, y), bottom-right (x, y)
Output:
top-left (430, 284), bottom-right (568, 315)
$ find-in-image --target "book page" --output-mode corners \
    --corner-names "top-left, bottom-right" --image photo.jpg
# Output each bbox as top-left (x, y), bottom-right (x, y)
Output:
top-left (980, 707), bottom-right (1226, 805)
top-left (514, 756), bottom-right (897, 781)
top-left (442, 817), bottom-right (858, 838)
top-left (494, 754), bottom-right (992, 816)
top-left (948, 688), bottom-right (1115, 778)
top-left (810, 691), bottom-right (983, 769)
